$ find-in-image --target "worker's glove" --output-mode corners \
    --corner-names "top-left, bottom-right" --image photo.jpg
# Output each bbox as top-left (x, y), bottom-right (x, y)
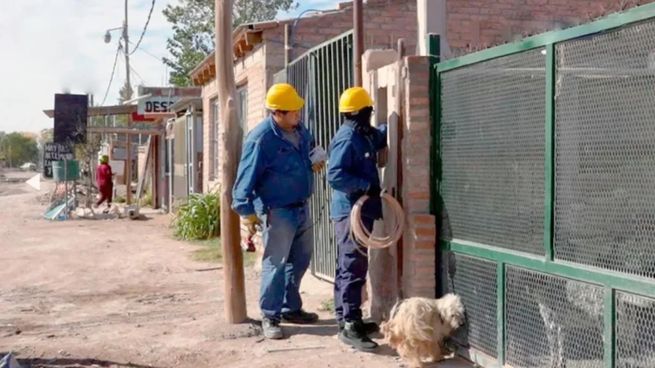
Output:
top-left (364, 184), bottom-right (383, 220)
top-left (312, 161), bottom-right (326, 172)
top-left (242, 214), bottom-right (261, 236)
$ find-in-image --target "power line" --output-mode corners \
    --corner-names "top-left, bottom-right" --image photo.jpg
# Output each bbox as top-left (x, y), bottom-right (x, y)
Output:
top-left (129, 41), bottom-right (164, 62)
top-left (101, 43), bottom-right (122, 106)
top-left (129, 0), bottom-right (156, 56)
top-left (129, 64), bottom-right (147, 85)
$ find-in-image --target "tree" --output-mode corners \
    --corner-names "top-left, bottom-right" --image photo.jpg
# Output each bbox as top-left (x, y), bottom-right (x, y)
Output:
top-left (0, 133), bottom-right (38, 167)
top-left (0, 131), bottom-right (5, 162)
top-left (163, 0), bottom-right (297, 86)
top-left (119, 83), bottom-right (134, 104)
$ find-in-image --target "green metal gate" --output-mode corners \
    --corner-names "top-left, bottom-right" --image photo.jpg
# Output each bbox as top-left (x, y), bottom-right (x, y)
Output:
top-left (432, 4), bottom-right (655, 367)
top-left (275, 31), bottom-right (354, 282)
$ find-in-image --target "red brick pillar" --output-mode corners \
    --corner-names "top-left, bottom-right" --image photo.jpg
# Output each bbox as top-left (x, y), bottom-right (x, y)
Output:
top-left (400, 56), bottom-right (437, 298)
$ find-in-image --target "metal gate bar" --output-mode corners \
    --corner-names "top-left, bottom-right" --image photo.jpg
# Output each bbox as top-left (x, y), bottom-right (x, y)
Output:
top-left (276, 31), bottom-right (354, 282)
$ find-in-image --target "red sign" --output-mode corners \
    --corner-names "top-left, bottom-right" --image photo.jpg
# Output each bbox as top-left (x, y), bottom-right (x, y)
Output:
top-left (131, 112), bottom-right (156, 122)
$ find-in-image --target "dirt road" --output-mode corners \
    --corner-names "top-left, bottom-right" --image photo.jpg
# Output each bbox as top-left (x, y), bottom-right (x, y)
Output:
top-left (0, 172), bottom-right (468, 368)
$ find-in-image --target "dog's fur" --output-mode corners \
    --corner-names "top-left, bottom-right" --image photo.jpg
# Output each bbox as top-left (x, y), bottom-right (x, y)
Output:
top-left (381, 294), bottom-right (465, 368)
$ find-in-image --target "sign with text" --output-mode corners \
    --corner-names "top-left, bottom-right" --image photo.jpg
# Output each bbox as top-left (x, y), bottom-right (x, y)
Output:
top-left (43, 143), bottom-right (74, 178)
top-left (54, 93), bottom-right (88, 144)
top-left (137, 86), bottom-right (200, 115)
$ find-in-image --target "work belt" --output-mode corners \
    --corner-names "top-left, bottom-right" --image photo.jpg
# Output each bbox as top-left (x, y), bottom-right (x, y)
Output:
top-left (283, 201), bottom-right (307, 209)
top-left (265, 201), bottom-right (307, 212)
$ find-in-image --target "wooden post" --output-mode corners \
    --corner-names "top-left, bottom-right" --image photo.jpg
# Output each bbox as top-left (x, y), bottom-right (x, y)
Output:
top-left (353, 0), bottom-right (364, 86)
top-left (284, 23), bottom-right (291, 67)
top-left (126, 116), bottom-right (132, 204)
top-left (152, 135), bottom-right (160, 209)
top-left (215, 0), bottom-right (247, 323)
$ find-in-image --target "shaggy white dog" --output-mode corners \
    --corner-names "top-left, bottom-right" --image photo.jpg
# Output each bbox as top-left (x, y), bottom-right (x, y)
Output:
top-left (381, 294), bottom-right (465, 368)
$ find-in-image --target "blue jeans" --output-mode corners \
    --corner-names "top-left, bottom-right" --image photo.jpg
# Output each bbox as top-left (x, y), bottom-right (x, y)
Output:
top-left (259, 205), bottom-right (314, 321)
top-left (334, 215), bottom-right (374, 323)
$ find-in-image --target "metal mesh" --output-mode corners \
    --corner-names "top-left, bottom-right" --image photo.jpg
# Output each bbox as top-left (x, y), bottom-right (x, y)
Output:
top-left (505, 266), bottom-right (604, 368)
top-left (617, 292), bottom-right (655, 367)
top-left (554, 20), bottom-right (655, 278)
top-left (439, 49), bottom-right (546, 254)
top-left (441, 252), bottom-right (497, 358)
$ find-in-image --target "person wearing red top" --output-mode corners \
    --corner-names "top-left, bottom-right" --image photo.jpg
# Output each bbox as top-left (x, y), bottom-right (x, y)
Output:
top-left (96, 155), bottom-right (113, 212)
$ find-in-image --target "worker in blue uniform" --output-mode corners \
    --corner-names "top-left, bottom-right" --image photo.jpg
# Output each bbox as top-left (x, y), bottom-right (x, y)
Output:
top-left (327, 87), bottom-right (387, 351)
top-left (232, 83), bottom-right (325, 339)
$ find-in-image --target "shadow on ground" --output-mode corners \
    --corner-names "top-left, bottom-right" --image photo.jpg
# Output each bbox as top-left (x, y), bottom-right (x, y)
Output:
top-left (6, 356), bottom-right (160, 368)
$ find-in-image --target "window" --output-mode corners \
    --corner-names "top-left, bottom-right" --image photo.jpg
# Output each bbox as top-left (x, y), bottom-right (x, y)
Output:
top-left (237, 85), bottom-right (248, 140)
top-left (210, 98), bottom-right (219, 181)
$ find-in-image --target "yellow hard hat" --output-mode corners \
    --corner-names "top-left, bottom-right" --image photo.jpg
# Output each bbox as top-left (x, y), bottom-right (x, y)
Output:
top-left (339, 87), bottom-right (373, 113)
top-left (100, 155), bottom-right (109, 164)
top-left (265, 83), bottom-right (304, 111)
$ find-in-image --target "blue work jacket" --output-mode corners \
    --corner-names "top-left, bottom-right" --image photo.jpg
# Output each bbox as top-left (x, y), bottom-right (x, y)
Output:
top-left (327, 120), bottom-right (388, 220)
top-left (232, 116), bottom-right (314, 216)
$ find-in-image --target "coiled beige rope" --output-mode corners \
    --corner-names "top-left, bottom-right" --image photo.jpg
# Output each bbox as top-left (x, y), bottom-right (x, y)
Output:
top-left (350, 192), bottom-right (405, 249)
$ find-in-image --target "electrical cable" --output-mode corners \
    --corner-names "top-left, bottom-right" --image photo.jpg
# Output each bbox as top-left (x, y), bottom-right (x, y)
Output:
top-left (350, 191), bottom-right (405, 251)
top-left (101, 43), bottom-right (122, 106)
top-left (129, 0), bottom-right (156, 56)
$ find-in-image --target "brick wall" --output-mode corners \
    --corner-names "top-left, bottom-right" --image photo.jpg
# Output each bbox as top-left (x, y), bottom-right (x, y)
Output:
top-left (400, 56), bottom-right (436, 298)
top-left (201, 78), bottom-right (218, 193)
top-left (199, 46), bottom-right (268, 270)
top-left (446, 0), bottom-right (655, 52)
top-left (266, 0), bottom-right (418, 76)
top-left (201, 0), bottom-right (420, 193)
top-left (235, 45), bottom-right (268, 132)
top-left (200, 45), bottom-right (268, 194)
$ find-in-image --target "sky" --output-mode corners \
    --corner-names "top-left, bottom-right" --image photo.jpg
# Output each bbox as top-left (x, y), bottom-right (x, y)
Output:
top-left (0, 0), bottom-right (341, 134)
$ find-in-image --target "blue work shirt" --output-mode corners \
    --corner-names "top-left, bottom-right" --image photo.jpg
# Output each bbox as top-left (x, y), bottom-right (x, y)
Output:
top-left (327, 121), bottom-right (388, 220)
top-left (232, 116), bottom-right (315, 216)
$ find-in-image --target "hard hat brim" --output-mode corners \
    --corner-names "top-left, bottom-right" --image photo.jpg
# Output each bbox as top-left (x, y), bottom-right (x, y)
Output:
top-left (266, 95), bottom-right (305, 111)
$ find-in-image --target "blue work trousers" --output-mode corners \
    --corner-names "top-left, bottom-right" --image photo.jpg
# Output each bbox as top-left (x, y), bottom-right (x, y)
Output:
top-left (259, 205), bottom-right (314, 321)
top-left (334, 215), bottom-right (374, 323)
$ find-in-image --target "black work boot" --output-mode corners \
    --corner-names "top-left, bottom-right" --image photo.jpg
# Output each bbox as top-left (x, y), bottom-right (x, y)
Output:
top-left (262, 317), bottom-right (284, 339)
top-left (281, 309), bottom-right (319, 324)
top-left (338, 320), bottom-right (379, 335)
top-left (339, 320), bottom-right (379, 351)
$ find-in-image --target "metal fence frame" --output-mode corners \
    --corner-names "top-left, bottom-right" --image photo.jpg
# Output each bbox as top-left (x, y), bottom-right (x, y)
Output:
top-left (276, 31), bottom-right (354, 282)
top-left (432, 4), bottom-right (655, 367)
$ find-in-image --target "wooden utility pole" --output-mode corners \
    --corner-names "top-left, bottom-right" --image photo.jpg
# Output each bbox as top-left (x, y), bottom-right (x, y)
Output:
top-left (353, 0), bottom-right (364, 86)
top-left (126, 117), bottom-right (132, 204)
top-left (215, 0), bottom-right (247, 323)
top-left (284, 24), bottom-right (291, 67)
top-left (122, 0), bottom-right (132, 100)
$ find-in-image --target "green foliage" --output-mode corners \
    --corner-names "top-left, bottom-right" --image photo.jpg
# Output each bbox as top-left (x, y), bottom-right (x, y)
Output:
top-left (139, 190), bottom-right (153, 207)
top-left (0, 133), bottom-right (38, 167)
top-left (162, 0), bottom-right (297, 86)
top-left (173, 192), bottom-right (220, 240)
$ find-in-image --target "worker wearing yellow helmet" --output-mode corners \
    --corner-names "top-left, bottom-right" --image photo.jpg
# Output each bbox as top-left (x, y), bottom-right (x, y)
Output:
top-left (232, 83), bottom-right (325, 339)
top-left (327, 86), bottom-right (387, 351)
